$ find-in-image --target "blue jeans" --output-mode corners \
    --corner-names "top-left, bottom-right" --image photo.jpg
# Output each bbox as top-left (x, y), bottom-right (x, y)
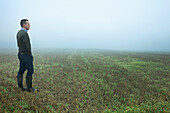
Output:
top-left (17, 52), bottom-right (34, 77)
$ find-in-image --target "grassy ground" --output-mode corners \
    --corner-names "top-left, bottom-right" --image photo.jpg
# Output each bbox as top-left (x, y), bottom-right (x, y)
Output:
top-left (0, 49), bottom-right (169, 112)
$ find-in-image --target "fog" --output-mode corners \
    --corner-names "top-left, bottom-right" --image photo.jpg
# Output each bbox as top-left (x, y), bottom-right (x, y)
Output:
top-left (0, 0), bottom-right (170, 51)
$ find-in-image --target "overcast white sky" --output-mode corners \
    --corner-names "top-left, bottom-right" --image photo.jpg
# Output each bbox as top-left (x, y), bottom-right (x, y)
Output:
top-left (0, 0), bottom-right (170, 51)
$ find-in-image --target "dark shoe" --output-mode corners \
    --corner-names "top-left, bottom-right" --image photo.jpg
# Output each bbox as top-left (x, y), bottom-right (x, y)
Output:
top-left (27, 87), bottom-right (39, 92)
top-left (27, 88), bottom-right (39, 92)
top-left (21, 87), bottom-right (27, 91)
top-left (27, 89), bottom-right (31, 92)
top-left (31, 87), bottom-right (39, 92)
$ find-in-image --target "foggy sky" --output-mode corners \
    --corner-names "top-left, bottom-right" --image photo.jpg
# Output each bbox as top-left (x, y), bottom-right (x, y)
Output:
top-left (0, 0), bottom-right (170, 51)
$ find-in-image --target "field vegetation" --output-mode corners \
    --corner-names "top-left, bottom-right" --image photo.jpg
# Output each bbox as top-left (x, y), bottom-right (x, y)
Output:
top-left (0, 49), bottom-right (169, 112)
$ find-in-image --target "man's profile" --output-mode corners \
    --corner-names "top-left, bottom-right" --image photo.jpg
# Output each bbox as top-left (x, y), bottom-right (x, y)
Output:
top-left (16, 19), bottom-right (38, 92)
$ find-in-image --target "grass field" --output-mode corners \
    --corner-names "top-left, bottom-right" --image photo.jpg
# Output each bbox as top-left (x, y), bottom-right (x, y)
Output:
top-left (0, 49), bottom-right (169, 112)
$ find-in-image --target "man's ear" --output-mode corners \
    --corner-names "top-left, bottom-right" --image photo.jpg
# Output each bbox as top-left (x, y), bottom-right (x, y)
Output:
top-left (22, 24), bottom-right (26, 27)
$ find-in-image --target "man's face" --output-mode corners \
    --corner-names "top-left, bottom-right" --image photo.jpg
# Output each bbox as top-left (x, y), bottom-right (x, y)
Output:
top-left (23, 21), bottom-right (30, 30)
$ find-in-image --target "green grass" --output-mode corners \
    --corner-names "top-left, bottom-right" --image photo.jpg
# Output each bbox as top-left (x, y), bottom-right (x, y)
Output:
top-left (0, 49), bottom-right (169, 112)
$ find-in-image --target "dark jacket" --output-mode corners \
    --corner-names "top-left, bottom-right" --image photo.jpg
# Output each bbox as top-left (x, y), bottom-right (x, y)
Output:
top-left (16, 30), bottom-right (32, 55)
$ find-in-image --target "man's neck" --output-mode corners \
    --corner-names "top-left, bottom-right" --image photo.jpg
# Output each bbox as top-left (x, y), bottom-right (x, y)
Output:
top-left (21, 28), bottom-right (27, 32)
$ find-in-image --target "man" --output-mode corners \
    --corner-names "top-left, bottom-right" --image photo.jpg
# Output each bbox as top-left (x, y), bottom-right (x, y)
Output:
top-left (16, 19), bottom-right (37, 92)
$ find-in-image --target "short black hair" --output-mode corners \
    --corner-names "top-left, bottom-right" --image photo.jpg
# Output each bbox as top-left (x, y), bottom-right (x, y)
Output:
top-left (20, 19), bottom-right (28, 27)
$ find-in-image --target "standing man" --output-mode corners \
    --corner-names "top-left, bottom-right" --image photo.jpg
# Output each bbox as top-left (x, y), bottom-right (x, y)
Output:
top-left (16, 19), bottom-right (36, 92)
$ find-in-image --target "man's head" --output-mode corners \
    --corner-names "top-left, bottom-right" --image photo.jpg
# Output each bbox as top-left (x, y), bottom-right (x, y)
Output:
top-left (20, 19), bottom-right (30, 30)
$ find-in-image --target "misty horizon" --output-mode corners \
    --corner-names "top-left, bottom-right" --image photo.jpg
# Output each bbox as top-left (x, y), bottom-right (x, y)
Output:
top-left (0, 0), bottom-right (170, 51)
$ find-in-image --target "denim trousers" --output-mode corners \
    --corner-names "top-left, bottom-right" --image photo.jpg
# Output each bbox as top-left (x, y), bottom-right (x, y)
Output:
top-left (17, 52), bottom-right (34, 77)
